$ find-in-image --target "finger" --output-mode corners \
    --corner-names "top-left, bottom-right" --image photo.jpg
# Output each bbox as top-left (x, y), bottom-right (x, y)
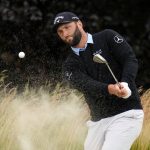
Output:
top-left (118, 83), bottom-right (123, 89)
top-left (114, 84), bottom-right (121, 90)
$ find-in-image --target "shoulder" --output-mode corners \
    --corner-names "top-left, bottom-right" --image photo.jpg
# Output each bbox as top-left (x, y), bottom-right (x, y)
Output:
top-left (93, 29), bottom-right (120, 37)
top-left (96, 29), bottom-right (126, 44)
top-left (92, 29), bottom-right (119, 40)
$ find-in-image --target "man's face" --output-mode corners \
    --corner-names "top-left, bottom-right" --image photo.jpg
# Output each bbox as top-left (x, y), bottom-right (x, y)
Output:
top-left (57, 21), bottom-right (82, 47)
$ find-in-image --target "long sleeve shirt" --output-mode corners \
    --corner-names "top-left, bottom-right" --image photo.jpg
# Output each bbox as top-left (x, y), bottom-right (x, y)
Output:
top-left (62, 29), bottom-right (142, 121)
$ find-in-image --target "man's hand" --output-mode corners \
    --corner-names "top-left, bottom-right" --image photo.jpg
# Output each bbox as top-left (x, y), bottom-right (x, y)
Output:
top-left (120, 82), bottom-right (132, 99)
top-left (108, 84), bottom-right (124, 97)
top-left (108, 82), bottom-right (131, 98)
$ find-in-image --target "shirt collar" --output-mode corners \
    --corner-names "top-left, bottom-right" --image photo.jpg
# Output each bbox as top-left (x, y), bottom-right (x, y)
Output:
top-left (71, 33), bottom-right (93, 56)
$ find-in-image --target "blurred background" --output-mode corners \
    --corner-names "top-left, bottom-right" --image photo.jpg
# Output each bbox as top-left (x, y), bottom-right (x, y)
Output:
top-left (0, 0), bottom-right (149, 90)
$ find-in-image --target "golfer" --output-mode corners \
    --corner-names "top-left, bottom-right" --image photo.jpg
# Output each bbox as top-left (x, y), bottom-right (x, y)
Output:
top-left (53, 12), bottom-right (144, 150)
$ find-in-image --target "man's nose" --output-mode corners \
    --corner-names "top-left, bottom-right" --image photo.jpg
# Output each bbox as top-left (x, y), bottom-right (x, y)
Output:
top-left (63, 30), bottom-right (69, 37)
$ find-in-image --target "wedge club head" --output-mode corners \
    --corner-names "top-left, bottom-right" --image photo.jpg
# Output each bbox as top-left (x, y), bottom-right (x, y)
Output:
top-left (93, 54), bottom-right (107, 64)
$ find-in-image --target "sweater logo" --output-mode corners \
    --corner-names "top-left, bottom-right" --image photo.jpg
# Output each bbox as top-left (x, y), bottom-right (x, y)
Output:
top-left (93, 49), bottom-right (102, 56)
top-left (114, 35), bottom-right (124, 43)
top-left (65, 71), bottom-right (72, 80)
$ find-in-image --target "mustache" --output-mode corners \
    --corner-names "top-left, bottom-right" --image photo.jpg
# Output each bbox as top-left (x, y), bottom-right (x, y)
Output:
top-left (65, 35), bottom-right (73, 39)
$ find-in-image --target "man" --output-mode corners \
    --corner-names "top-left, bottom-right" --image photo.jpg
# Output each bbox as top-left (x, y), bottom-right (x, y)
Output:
top-left (53, 12), bottom-right (144, 150)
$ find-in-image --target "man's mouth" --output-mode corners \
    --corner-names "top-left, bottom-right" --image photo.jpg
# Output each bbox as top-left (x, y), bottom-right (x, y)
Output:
top-left (66, 37), bottom-right (73, 42)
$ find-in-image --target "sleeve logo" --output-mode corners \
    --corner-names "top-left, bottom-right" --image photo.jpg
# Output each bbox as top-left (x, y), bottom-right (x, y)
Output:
top-left (65, 71), bottom-right (72, 80)
top-left (114, 35), bottom-right (124, 43)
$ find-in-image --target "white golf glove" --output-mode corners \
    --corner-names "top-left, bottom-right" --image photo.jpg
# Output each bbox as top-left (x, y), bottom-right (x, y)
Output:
top-left (120, 82), bottom-right (132, 99)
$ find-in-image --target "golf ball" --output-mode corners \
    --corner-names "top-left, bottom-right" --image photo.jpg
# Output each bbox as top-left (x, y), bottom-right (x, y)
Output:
top-left (18, 52), bottom-right (25, 58)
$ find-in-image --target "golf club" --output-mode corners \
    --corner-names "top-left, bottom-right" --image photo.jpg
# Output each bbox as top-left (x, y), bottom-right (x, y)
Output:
top-left (93, 54), bottom-right (121, 87)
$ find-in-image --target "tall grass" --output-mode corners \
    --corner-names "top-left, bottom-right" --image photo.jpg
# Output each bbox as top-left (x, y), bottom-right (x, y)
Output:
top-left (0, 78), bottom-right (150, 150)
top-left (0, 83), bottom-right (89, 150)
top-left (131, 89), bottom-right (150, 150)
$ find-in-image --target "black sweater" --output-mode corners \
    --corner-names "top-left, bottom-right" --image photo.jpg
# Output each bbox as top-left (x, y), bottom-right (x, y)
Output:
top-left (62, 29), bottom-right (142, 121)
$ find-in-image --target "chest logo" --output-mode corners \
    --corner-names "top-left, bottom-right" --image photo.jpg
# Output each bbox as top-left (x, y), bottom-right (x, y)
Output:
top-left (93, 49), bottom-right (102, 56)
top-left (114, 35), bottom-right (124, 43)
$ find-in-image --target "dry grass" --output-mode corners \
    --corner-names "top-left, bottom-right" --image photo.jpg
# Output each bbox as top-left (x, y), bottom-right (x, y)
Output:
top-left (131, 89), bottom-right (150, 150)
top-left (0, 83), bottom-right (89, 150)
top-left (0, 78), bottom-right (150, 150)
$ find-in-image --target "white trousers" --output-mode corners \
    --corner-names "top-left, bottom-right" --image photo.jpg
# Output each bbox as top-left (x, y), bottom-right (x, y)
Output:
top-left (84, 109), bottom-right (144, 150)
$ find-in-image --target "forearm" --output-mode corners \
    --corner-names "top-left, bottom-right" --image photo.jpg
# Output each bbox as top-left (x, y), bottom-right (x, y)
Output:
top-left (121, 57), bottom-right (138, 84)
top-left (62, 64), bottom-right (109, 97)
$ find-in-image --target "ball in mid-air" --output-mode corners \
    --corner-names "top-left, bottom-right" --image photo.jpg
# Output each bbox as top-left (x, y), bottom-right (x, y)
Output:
top-left (18, 52), bottom-right (25, 58)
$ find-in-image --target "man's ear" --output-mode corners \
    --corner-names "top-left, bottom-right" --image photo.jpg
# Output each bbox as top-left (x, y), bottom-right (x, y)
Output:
top-left (77, 20), bottom-right (83, 30)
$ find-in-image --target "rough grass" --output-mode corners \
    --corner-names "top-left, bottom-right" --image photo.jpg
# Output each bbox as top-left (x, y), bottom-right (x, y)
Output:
top-left (0, 79), bottom-right (150, 150)
top-left (131, 89), bottom-right (150, 150)
top-left (0, 83), bottom-right (89, 150)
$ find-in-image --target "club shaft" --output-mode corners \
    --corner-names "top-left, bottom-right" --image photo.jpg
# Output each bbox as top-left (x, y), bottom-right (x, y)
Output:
top-left (105, 63), bottom-right (121, 86)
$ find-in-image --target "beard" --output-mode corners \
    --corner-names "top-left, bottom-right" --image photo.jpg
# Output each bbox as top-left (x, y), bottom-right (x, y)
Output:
top-left (64, 25), bottom-right (82, 47)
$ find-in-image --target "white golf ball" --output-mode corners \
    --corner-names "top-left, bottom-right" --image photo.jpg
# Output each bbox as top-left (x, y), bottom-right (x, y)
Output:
top-left (18, 52), bottom-right (25, 58)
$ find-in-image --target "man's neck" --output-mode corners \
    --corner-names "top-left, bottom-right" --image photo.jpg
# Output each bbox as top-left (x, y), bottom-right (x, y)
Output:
top-left (74, 32), bottom-right (88, 48)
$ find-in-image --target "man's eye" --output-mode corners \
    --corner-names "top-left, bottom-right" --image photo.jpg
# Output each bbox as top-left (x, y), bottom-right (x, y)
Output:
top-left (65, 26), bottom-right (70, 29)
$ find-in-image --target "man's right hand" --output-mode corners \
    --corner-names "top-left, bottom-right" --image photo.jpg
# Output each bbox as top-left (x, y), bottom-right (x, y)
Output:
top-left (108, 83), bottom-right (127, 98)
